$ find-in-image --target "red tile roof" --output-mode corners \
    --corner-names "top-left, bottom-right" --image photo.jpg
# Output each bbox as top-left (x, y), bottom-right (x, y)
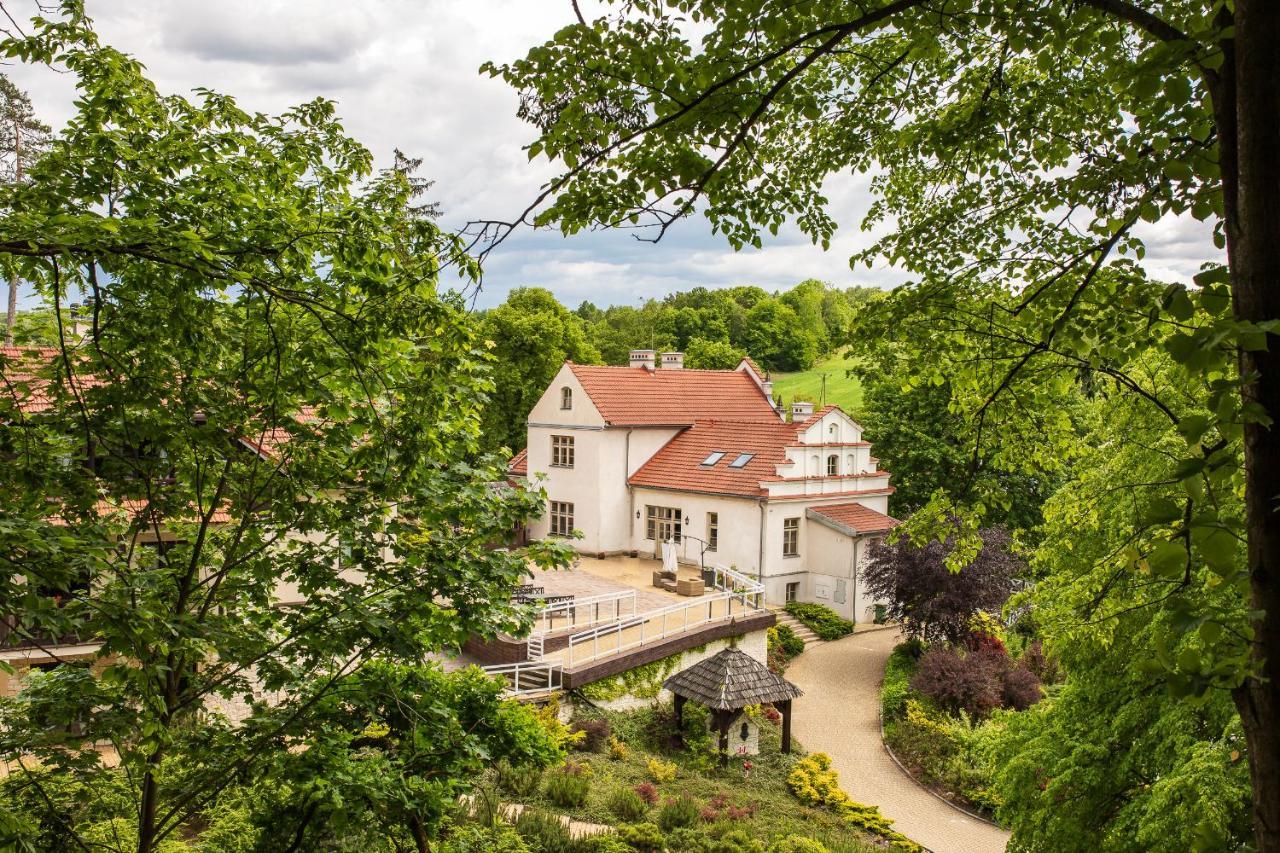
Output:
top-left (1, 346), bottom-right (99, 415)
top-left (807, 502), bottom-right (899, 535)
top-left (568, 363), bottom-right (780, 426)
top-left (628, 419), bottom-right (802, 497)
top-left (507, 447), bottom-right (528, 477)
top-left (739, 357), bottom-right (766, 381)
top-left (48, 498), bottom-right (234, 526)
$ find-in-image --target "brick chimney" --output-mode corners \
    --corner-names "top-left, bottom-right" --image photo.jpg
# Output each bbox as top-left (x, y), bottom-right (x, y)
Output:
top-left (660, 352), bottom-right (684, 370)
top-left (791, 401), bottom-right (815, 422)
top-left (629, 349), bottom-right (657, 371)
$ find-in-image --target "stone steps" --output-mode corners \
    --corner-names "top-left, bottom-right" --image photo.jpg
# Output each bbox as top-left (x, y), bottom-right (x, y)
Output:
top-left (771, 608), bottom-right (821, 646)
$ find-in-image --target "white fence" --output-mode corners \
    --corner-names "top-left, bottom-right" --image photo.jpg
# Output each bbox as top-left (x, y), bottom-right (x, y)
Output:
top-left (482, 661), bottom-right (562, 696)
top-left (564, 588), bottom-right (764, 668)
top-left (529, 589), bottom-right (637, 635)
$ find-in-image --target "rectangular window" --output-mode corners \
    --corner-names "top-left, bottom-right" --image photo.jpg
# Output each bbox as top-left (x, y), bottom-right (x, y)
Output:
top-left (783, 517), bottom-right (800, 557)
top-left (827, 455), bottom-right (839, 476)
top-left (551, 435), bottom-right (575, 468)
top-left (645, 505), bottom-right (682, 542)
top-left (549, 501), bottom-right (574, 537)
top-left (728, 453), bottom-right (754, 468)
top-left (701, 451), bottom-right (726, 466)
top-left (707, 512), bottom-right (718, 552)
top-left (785, 582), bottom-right (800, 603)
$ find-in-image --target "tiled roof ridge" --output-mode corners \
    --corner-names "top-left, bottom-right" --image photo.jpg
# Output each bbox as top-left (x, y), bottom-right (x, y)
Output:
top-left (569, 363), bottom-right (752, 376)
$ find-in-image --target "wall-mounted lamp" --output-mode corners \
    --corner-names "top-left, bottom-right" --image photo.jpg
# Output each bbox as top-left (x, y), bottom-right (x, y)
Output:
top-left (635, 510), bottom-right (641, 519)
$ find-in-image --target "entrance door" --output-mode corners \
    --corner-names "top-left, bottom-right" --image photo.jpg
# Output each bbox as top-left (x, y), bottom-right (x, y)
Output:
top-left (645, 505), bottom-right (683, 558)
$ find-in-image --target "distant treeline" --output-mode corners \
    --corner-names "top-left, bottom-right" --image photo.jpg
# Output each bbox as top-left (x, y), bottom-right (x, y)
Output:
top-left (477, 280), bottom-right (881, 452)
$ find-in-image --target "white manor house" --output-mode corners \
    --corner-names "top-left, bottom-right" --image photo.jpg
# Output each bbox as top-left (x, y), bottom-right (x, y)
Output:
top-left (508, 350), bottom-right (897, 623)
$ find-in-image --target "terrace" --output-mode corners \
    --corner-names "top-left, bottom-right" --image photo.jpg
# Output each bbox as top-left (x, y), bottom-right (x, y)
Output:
top-left (473, 555), bottom-right (775, 698)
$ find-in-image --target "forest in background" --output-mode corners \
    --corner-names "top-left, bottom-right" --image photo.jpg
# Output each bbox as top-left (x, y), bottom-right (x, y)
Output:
top-left (473, 280), bottom-right (880, 454)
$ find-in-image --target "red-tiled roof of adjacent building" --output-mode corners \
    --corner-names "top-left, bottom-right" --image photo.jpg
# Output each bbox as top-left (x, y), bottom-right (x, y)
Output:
top-left (739, 357), bottom-right (766, 380)
top-left (1, 346), bottom-right (99, 415)
top-left (807, 502), bottom-right (899, 535)
top-left (507, 447), bottom-right (528, 477)
top-left (627, 418), bottom-right (802, 497)
top-left (567, 363), bottom-right (780, 426)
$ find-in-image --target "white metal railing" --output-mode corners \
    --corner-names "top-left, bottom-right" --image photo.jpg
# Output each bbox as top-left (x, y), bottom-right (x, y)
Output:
top-left (483, 661), bottom-right (562, 696)
top-left (564, 589), bottom-right (764, 668)
top-left (526, 634), bottom-right (545, 661)
top-left (707, 563), bottom-right (764, 603)
top-left (529, 589), bottom-right (637, 635)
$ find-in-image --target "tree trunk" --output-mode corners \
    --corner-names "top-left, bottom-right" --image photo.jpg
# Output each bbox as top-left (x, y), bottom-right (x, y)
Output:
top-left (408, 815), bottom-right (430, 853)
top-left (1229, 2), bottom-right (1280, 849)
top-left (4, 127), bottom-right (18, 348)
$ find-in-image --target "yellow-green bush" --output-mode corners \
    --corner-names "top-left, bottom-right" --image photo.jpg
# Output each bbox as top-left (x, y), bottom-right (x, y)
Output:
top-left (787, 753), bottom-right (921, 852)
top-left (646, 756), bottom-right (677, 784)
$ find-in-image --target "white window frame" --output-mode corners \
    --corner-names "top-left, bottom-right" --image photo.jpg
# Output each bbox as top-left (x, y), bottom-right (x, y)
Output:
top-left (783, 517), bottom-right (800, 558)
top-left (549, 500), bottom-right (574, 537)
top-left (645, 505), bottom-right (683, 542)
top-left (785, 581), bottom-right (800, 603)
top-left (827, 454), bottom-right (839, 476)
top-left (560, 386), bottom-right (573, 410)
top-left (551, 435), bottom-right (575, 468)
top-left (706, 512), bottom-right (718, 552)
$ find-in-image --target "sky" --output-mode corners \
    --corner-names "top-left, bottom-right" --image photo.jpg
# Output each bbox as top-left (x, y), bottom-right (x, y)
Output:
top-left (3, 0), bottom-right (1218, 310)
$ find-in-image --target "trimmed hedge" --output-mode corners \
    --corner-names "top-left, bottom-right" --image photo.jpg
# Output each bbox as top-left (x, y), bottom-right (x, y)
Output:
top-left (784, 602), bottom-right (854, 641)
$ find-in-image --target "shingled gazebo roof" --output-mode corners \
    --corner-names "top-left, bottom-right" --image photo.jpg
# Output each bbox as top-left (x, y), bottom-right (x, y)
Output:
top-left (663, 647), bottom-right (804, 711)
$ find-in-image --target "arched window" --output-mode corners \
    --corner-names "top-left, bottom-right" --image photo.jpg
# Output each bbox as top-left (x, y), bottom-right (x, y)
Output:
top-left (847, 454), bottom-right (856, 473)
top-left (560, 386), bottom-right (573, 410)
top-left (827, 454), bottom-right (839, 476)
top-left (828, 423), bottom-right (838, 438)
top-left (810, 455), bottom-right (820, 475)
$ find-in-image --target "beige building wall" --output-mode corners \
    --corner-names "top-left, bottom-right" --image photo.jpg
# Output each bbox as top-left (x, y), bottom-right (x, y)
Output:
top-left (629, 487), bottom-right (763, 570)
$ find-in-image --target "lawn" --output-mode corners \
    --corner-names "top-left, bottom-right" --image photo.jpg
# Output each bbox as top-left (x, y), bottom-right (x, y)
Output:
top-left (771, 350), bottom-right (864, 415)
top-left (486, 701), bottom-right (908, 852)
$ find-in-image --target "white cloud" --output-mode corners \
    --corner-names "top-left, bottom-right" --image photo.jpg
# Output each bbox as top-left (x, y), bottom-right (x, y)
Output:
top-left (3, 0), bottom-right (1222, 311)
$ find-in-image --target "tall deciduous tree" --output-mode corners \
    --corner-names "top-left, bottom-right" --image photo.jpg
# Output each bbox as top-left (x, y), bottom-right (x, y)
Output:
top-left (862, 528), bottom-right (1022, 645)
top-left (0, 8), bottom-right (568, 852)
top-left (484, 2), bottom-right (1280, 844)
top-left (0, 74), bottom-right (51, 347)
top-left (479, 286), bottom-right (601, 453)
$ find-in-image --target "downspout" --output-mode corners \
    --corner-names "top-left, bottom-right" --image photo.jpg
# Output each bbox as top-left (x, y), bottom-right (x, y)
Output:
top-left (625, 429), bottom-right (634, 552)
top-left (851, 536), bottom-right (859, 621)
top-left (757, 499), bottom-right (767, 586)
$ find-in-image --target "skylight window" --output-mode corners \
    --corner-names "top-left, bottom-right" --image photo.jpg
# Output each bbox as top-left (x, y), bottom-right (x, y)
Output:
top-left (701, 451), bottom-right (726, 466)
top-left (728, 453), bottom-right (754, 468)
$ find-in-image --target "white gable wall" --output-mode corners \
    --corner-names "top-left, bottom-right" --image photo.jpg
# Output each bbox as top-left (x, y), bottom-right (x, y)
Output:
top-left (525, 365), bottom-right (683, 555)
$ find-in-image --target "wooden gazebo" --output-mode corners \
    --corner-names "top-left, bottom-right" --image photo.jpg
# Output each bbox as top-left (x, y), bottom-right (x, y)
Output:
top-left (663, 647), bottom-right (804, 766)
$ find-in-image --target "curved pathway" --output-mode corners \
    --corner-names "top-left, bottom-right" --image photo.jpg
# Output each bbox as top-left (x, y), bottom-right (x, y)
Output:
top-left (785, 628), bottom-right (1010, 853)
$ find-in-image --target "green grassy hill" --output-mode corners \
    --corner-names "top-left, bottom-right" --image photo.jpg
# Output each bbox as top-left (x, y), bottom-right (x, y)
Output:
top-left (771, 350), bottom-right (864, 414)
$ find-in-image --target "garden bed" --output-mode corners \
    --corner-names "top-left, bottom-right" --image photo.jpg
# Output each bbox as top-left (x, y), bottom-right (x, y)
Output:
top-left (486, 701), bottom-right (913, 852)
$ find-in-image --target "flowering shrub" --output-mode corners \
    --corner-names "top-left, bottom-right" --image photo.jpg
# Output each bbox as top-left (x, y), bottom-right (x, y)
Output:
top-left (633, 781), bottom-right (659, 805)
top-left (646, 757), bottom-right (677, 784)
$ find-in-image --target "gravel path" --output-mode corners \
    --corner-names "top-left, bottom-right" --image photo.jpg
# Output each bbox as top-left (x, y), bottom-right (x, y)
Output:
top-left (785, 628), bottom-right (1010, 853)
